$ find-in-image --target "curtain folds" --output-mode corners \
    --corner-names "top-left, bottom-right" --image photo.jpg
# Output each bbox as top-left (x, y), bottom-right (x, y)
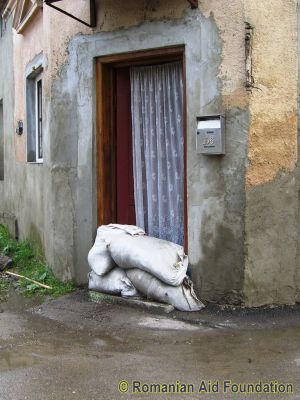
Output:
top-left (130, 62), bottom-right (184, 245)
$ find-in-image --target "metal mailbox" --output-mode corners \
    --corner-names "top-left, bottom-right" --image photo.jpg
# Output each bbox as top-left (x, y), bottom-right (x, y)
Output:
top-left (196, 115), bottom-right (225, 155)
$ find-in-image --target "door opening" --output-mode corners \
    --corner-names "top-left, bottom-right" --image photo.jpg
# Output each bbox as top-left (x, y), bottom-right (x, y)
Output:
top-left (115, 67), bottom-right (136, 225)
top-left (96, 47), bottom-right (187, 248)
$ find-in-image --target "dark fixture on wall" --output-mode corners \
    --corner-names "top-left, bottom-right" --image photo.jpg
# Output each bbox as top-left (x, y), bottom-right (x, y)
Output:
top-left (187, 0), bottom-right (198, 8)
top-left (16, 120), bottom-right (23, 135)
top-left (44, 0), bottom-right (96, 28)
top-left (245, 22), bottom-right (254, 90)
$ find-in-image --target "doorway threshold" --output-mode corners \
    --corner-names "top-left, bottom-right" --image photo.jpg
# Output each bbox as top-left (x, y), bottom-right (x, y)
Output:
top-left (89, 290), bottom-right (175, 314)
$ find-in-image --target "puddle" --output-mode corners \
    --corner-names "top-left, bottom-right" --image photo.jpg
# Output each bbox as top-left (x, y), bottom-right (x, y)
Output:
top-left (0, 350), bottom-right (41, 371)
top-left (3, 286), bottom-right (43, 312)
top-left (138, 316), bottom-right (201, 331)
top-left (0, 312), bottom-right (26, 340)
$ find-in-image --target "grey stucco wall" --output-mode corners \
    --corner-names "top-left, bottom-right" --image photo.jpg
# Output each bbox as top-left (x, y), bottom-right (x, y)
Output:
top-left (244, 172), bottom-right (298, 306)
top-left (45, 10), bottom-right (249, 301)
top-left (0, 100), bottom-right (3, 180)
top-left (0, 15), bottom-right (15, 231)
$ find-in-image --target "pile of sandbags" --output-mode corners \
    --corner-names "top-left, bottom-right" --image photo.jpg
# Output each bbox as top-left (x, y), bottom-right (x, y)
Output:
top-left (87, 224), bottom-right (204, 312)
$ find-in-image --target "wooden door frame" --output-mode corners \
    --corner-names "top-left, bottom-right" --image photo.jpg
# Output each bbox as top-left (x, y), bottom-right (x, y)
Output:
top-left (95, 45), bottom-right (188, 250)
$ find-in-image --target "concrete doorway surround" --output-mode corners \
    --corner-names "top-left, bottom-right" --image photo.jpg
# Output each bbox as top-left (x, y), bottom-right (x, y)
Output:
top-left (47, 13), bottom-right (247, 304)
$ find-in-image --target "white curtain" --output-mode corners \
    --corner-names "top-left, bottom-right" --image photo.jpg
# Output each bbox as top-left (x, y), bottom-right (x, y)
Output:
top-left (130, 62), bottom-right (184, 245)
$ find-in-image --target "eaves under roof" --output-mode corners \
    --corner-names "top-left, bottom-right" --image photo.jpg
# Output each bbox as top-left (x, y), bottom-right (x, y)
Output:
top-left (0, 0), bottom-right (8, 13)
top-left (13, 0), bottom-right (42, 33)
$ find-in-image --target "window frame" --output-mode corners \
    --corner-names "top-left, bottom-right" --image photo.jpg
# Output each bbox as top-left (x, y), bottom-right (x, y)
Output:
top-left (35, 73), bottom-right (43, 163)
top-left (25, 59), bottom-right (43, 164)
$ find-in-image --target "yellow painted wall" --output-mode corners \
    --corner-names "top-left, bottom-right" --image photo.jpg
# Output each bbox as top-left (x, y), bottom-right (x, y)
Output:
top-left (245, 0), bottom-right (298, 187)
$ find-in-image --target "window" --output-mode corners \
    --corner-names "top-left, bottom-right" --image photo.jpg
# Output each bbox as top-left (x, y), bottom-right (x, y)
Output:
top-left (0, 100), bottom-right (3, 180)
top-left (35, 74), bottom-right (43, 162)
top-left (26, 69), bottom-right (43, 163)
top-left (0, 15), bottom-right (6, 37)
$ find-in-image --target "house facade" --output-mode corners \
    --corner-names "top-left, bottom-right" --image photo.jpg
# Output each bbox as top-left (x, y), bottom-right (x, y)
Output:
top-left (0, 0), bottom-right (299, 306)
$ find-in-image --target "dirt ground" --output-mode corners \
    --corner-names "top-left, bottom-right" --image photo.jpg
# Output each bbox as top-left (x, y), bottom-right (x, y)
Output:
top-left (0, 290), bottom-right (300, 400)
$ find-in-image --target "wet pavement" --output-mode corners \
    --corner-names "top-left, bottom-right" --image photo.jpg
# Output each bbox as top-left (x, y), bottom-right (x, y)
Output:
top-left (0, 290), bottom-right (300, 400)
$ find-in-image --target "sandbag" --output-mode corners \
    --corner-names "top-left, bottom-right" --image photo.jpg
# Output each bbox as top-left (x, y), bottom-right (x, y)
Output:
top-left (88, 224), bottom-right (146, 276)
top-left (88, 269), bottom-right (140, 298)
top-left (88, 234), bottom-right (117, 276)
top-left (106, 224), bottom-right (145, 236)
top-left (109, 235), bottom-right (188, 286)
top-left (126, 269), bottom-right (205, 312)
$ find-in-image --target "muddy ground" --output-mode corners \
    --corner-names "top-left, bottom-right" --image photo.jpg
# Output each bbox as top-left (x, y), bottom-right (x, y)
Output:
top-left (0, 290), bottom-right (300, 400)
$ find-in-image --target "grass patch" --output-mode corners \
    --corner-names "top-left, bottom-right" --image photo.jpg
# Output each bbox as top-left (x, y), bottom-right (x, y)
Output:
top-left (0, 224), bottom-right (75, 298)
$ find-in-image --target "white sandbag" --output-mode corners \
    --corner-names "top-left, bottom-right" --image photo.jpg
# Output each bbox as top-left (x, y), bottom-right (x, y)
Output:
top-left (126, 269), bottom-right (204, 312)
top-left (88, 235), bottom-right (116, 276)
top-left (88, 269), bottom-right (140, 298)
top-left (88, 224), bottom-right (146, 276)
top-left (106, 224), bottom-right (145, 236)
top-left (109, 235), bottom-right (188, 286)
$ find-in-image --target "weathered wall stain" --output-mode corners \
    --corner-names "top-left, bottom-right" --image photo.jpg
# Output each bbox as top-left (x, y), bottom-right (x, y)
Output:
top-left (28, 223), bottom-right (44, 261)
top-left (245, 0), bottom-right (297, 187)
top-left (199, 0), bottom-right (249, 110)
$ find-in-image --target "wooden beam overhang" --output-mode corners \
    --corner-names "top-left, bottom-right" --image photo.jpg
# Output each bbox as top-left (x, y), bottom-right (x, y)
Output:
top-left (2, 0), bottom-right (16, 19)
top-left (44, 0), bottom-right (196, 29)
top-left (44, 0), bottom-right (96, 28)
top-left (13, 0), bottom-right (42, 33)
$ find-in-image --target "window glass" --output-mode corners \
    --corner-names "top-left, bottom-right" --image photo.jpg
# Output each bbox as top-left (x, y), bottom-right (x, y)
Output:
top-left (26, 70), bottom-right (43, 163)
top-left (0, 100), bottom-right (3, 180)
top-left (36, 77), bottom-right (43, 161)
